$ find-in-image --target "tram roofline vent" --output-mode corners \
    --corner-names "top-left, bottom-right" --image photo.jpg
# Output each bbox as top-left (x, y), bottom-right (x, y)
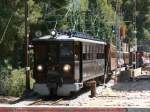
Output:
top-left (56, 30), bottom-right (104, 41)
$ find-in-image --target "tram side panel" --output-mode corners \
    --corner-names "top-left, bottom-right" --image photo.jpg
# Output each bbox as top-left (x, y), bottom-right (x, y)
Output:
top-left (81, 42), bottom-right (105, 82)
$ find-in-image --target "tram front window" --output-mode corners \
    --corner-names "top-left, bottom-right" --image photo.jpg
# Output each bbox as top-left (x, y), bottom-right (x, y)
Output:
top-left (60, 46), bottom-right (73, 60)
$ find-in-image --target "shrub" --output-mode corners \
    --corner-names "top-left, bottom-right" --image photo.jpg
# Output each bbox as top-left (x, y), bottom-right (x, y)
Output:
top-left (0, 66), bottom-right (11, 95)
top-left (0, 67), bottom-right (35, 97)
top-left (8, 69), bottom-right (26, 96)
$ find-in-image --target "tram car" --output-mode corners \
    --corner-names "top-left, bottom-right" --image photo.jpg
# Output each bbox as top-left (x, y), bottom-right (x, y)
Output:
top-left (105, 44), bottom-right (129, 74)
top-left (31, 30), bottom-right (106, 96)
top-left (105, 44), bottom-right (118, 72)
top-left (130, 51), bottom-right (150, 68)
top-left (143, 52), bottom-right (150, 66)
top-left (136, 51), bottom-right (150, 66)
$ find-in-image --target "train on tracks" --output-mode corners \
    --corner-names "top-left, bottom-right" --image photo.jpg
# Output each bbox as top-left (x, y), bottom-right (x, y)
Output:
top-left (31, 30), bottom-right (150, 96)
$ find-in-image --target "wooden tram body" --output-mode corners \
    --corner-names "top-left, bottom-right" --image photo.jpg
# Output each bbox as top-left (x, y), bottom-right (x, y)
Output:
top-left (105, 44), bottom-right (129, 74)
top-left (105, 44), bottom-right (118, 72)
top-left (32, 32), bottom-right (106, 96)
top-left (130, 51), bottom-right (150, 67)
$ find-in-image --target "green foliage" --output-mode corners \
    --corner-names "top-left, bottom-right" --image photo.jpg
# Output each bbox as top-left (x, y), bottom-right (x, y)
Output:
top-left (0, 66), bottom-right (12, 95)
top-left (0, 0), bottom-right (22, 58)
top-left (63, 0), bottom-right (116, 41)
top-left (8, 69), bottom-right (26, 96)
top-left (0, 67), bottom-right (34, 97)
top-left (96, 0), bottom-right (116, 41)
top-left (0, 0), bottom-right (150, 61)
top-left (122, 0), bottom-right (150, 41)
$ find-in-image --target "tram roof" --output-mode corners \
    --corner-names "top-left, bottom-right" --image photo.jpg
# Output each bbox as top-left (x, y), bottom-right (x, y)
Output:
top-left (32, 34), bottom-right (106, 45)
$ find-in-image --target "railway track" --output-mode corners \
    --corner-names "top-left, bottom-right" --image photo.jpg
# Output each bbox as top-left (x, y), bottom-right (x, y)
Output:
top-left (28, 98), bottom-right (64, 106)
top-left (26, 83), bottom-right (107, 106)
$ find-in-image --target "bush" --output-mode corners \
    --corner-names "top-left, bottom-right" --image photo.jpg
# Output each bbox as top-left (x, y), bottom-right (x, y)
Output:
top-left (0, 66), bottom-right (12, 95)
top-left (0, 67), bottom-right (35, 97)
top-left (8, 69), bottom-right (26, 96)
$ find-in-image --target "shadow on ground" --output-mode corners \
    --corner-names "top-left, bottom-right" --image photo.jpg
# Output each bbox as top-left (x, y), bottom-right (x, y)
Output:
top-left (111, 75), bottom-right (150, 92)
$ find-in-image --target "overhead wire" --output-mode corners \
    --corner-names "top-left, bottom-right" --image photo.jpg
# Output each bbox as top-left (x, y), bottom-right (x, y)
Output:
top-left (46, 3), bottom-right (73, 29)
top-left (0, 14), bottom-right (13, 44)
top-left (0, 1), bottom-right (21, 45)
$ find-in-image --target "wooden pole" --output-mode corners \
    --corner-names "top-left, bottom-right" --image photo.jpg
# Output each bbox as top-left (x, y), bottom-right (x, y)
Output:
top-left (24, 0), bottom-right (30, 90)
top-left (90, 81), bottom-right (96, 97)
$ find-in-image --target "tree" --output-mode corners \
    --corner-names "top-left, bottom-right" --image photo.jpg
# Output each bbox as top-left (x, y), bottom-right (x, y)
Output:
top-left (122, 0), bottom-right (150, 41)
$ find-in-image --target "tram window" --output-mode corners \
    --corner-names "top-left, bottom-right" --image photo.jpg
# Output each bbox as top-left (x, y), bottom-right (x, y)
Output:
top-left (85, 45), bottom-right (87, 53)
top-left (48, 45), bottom-right (57, 57)
top-left (98, 46), bottom-right (100, 53)
top-left (60, 47), bottom-right (73, 57)
top-left (93, 46), bottom-right (96, 59)
top-left (97, 46), bottom-right (100, 53)
top-left (97, 53), bottom-right (104, 59)
top-left (97, 53), bottom-right (100, 59)
top-left (87, 45), bottom-right (89, 53)
top-left (101, 45), bottom-right (104, 53)
top-left (91, 45), bottom-right (94, 59)
top-left (83, 53), bottom-right (86, 60)
top-left (83, 45), bottom-right (86, 53)
top-left (96, 45), bottom-right (98, 53)
top-left (89, 46), bottom-right (91, 59)
top-left (94, 45), bottom-right (96, 53)
top-left (86, 53), bottom-right (89, 60)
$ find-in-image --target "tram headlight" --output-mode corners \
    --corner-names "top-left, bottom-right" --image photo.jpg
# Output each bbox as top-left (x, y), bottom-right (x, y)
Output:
top-left (37, 65), bottom-right (43, 72)
top-left (63, 64), bottom-right (71, 72)
top-left (50, 30), bottom-right (57, 37)
top-left (35, 30), bottom-right (42, 37)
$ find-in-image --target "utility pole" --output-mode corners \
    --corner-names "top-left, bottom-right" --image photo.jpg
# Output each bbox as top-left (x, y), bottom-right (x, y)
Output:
top-left (115, 0), bottom-right (121, 66)
top-left (24, 0), bottom-right (30, 91)
top-left (115, 0), bottom-right (121, 50)
top-left (133, 0), bottom-right (137, 68)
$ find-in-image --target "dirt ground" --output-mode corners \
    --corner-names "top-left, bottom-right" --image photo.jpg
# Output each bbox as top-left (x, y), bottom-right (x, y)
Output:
top-left (79, 80), bottom-right (150, 107)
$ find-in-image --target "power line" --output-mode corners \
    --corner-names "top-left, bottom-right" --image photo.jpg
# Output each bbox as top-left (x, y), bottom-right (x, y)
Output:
top-left (0, 15), bottom-right (13, 44)
top-left (0, 1), bottom-right (21, 45)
